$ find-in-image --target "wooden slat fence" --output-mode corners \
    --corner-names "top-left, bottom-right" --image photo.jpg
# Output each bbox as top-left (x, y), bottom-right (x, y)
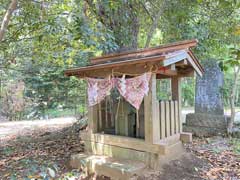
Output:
top-left (159, 100), bottom-right (180, 139)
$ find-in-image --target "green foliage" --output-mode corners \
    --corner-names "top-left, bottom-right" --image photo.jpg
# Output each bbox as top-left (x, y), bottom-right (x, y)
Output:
top-left (156, 79), bottom-right (171, 100)
top-left (0, 0), bottom-right (115, 119)
top-left (230, 138), bottom-right (240, 154)
top-left (0, 0), bottom-right (240, 119)
top-left (181, 78), bottom-right (195, 107)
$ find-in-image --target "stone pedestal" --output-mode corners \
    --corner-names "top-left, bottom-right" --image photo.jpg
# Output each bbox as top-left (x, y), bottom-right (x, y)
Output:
top-left (184, 113), bottom-right (229, 136)
top-left (184, 60), bottom-right (229, 136)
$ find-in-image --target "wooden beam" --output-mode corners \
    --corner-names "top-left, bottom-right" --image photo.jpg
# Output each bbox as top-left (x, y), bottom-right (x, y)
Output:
top-left (174, 101), bottom-right (179, 133)
top-left (81, 132), bottom-right (167, 154)
top-left (188, 49), bottom-right (204, 73)
top-left (175, 59), bottom-right (188, 67)
top-left (186, 53), bottom-right (203, 77)
top-left (171, 77), bottom-right (182, 132)
top-left (65, 56), bottom-right (164, 77)
top-left (88, 104), bottom-right (98, 134)
top-left (157, 69), bottom-right (178, 76)
top-left (144, 73), bottom-right (158, 144)
top-left (171, 77), bottom-right (180, 101)
top-left (161, 51), bottom-right (188, 67)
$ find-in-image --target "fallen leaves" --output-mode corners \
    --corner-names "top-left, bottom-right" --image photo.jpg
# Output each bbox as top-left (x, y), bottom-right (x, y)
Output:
top-left (187, 137), bottom-right (240, 180)
top-left (0, 118), bottom-right (240, 180)
top-left (0, 119), bottom-right (85, 179)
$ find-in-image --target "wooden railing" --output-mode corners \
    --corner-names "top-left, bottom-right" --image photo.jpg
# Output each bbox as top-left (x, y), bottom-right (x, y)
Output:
top-left (158, 100), bottom-right (181, 139)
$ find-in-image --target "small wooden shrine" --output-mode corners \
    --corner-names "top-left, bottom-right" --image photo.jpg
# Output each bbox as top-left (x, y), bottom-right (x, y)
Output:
top-left (65, 39), bottom-right (204, 179)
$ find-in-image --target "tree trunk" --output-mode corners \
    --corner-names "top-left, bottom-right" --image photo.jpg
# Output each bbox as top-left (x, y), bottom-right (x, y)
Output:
top-left (228, 66), bottom-right (240, 134)
top-left (145, 1), bottom-right (166, 48)
top-left (0, 0), bottom-right (18, 41)
top-left (84, 0), bottom-right (139, 53)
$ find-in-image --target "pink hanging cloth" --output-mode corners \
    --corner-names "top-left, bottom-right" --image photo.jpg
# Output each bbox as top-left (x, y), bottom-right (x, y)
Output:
top-left (86, 77), bottom-right (113, 106)
top-left (115, 72), bottom-right (152, 110)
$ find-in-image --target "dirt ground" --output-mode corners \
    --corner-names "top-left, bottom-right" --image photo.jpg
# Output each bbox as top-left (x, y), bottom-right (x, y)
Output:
top-left (0, 118), bottom-right (239, 180)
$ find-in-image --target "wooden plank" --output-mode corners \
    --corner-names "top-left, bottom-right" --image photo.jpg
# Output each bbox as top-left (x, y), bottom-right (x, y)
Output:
top-left (73, 62), bottom-right (159, 78)
top-left (65, 55), bottom-right (165, 77)
top-left (90, 39), bottom-right (198, 64)
top-left (105, 97), bottom-right (109, 128)
top-left (160, 101), bottom-right (166, 139)
top-left (162, 51), bottom-right (188, 67)
top-left (170, 101), bottom-right (175, 135)
top-left (179, 81), bottom-right (182, 133)
top-left (115, 99), bottom-right (119, 135)
top-left (159, 133), bottom-right (180, 146)
top-left (124, 101), bottom-right (129, 136)
top-left (175, 101), bottom-right (179, 133)
top-left (153, 100), bottom-right (160, 142)
top-left (139, 103), bottom-right (145, 139)
top-left (98, 103), bottom-right (102, 131)
top-left (81, 132), bottom-right (167, 154)
top-left (165, 101), bottom-right (170, 137)
top-left (144, 78), bottom-right (152, 143)
top-left (88, 104), bottom-right (98, 134)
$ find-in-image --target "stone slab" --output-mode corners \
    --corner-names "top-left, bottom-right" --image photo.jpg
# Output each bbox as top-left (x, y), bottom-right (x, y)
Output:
top-left (195, 60), bottom-right (224, 115)
top-left (185, 113), bottom-right (228, 129)
top-left (183, 125), bottom-right (226, 137)
top-left (180, 132), bottom-right (192, 143)
top-left (70, 153), bottom-right (146, 180)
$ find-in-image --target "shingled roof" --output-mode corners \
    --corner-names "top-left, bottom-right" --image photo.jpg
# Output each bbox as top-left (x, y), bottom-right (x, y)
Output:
top-left (65, 39), bottom-right (203, 78)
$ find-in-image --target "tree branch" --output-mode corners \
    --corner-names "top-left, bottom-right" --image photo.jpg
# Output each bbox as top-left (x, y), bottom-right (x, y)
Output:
top-left (145, 0), bottom-right (166, 48)
top-left (0, 0), bottom-right (18, 41)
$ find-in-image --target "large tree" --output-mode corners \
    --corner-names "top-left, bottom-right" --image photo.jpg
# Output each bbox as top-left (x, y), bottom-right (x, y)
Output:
top-left (0, 0), bottom-right (17, 41)
top-left (0, 0), bottom-right (239, 120)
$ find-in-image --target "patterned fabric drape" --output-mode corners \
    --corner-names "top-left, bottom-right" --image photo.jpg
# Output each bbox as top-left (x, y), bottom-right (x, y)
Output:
top-left (86, 77), bottom-right (113, 106)
top-left (86, 73), bottom-right (152, 109)
top-left (114, 72), bottom-right (152, 109)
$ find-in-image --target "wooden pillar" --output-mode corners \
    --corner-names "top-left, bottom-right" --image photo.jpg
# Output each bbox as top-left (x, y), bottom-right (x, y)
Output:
top-left (144, 73), bottom-right (160, 144)
top-left (171, 77), bottom-right (182, 132)
top-left (88, 104), bottom-right (98, 134)
top-left (98, 103), bottom-right (102, 131)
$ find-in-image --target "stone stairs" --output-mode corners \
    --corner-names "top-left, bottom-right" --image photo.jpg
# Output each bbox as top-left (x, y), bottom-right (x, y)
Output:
top-left (70, 153), bottom-right (147, 180)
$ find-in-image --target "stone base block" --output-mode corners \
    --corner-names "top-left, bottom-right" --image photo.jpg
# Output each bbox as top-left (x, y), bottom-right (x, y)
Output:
top-left (184, 113), bottom-right (229, 137)
top-left (180, 132), bottom-right (192, 143)
top-left (70, 153), bottom-right (146, 180)
top-left (80, 138), bottom-right (186, 170)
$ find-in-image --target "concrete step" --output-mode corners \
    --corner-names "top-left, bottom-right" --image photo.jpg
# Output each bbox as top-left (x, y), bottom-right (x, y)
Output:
top-left (70, 153), bottom-right (146, 180)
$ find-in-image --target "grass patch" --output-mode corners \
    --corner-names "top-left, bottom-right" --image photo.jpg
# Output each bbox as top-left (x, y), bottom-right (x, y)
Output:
top-left (230, 138), bottom-right (240, 154)
top-left (46, 109), bottom-right (75, 118)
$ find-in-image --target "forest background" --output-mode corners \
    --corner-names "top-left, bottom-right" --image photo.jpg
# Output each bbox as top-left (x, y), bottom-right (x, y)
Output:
top-left (0, 0), bottom-right (240, 121)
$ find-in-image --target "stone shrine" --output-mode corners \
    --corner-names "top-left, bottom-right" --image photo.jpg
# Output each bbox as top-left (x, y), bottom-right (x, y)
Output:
top-left (184, 60), bottom-right (229, 136)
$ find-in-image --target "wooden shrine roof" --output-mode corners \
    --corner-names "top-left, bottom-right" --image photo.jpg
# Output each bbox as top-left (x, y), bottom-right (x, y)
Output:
top-left (65, 39), bottom-right (204, 78)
